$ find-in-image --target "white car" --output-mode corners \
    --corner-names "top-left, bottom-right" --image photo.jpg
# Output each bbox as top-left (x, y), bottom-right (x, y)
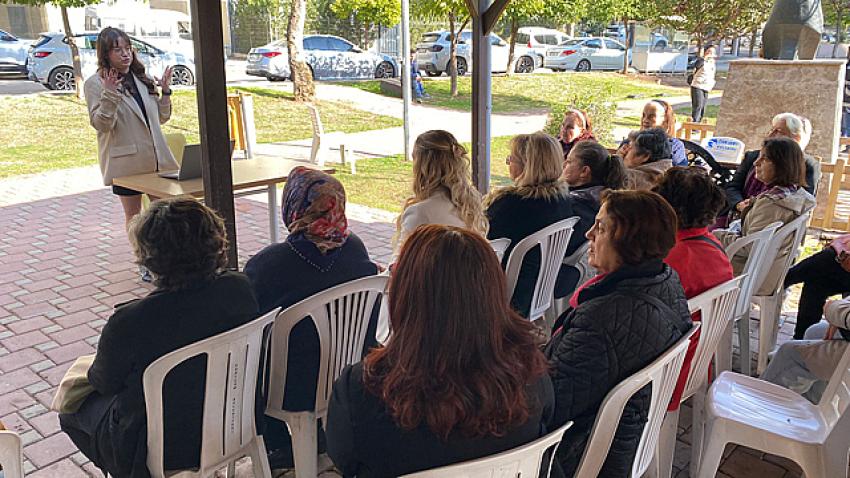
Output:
top-left (516, 27), bottom-right (570, 59)
top-left (545, 37), bottom-right (628, 72)
top-left (415, 30), bottom-right (541, 76)
top-left (0, 29), bottom-right (33, 76)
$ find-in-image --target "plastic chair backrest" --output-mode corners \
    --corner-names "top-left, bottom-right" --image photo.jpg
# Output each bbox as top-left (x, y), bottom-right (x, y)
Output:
top-left (574, 323), bottom-right (699, 478)
top-left (142, 308), bottom-right (279, 478)
top-left (164, 132), bottom-right (187, 165)
top-left (0, 430), bottom-right (23, 478)
top-left (267, 275), bottom-right (388, 421)
top-left (489, 238), bottom-right (511, 262)
top-left (307, 103), bottom-right (324, 136)
top-left (753, 211), bottom-right (811, 298)
top-left (702, 136), bottom-right (745, 164)
top-left (563, 241), bottom-right (595, 289)
top-left (401, 422), bottom-right (573, 478)
top-left (682, 277), bottom-right (743, 399)
top-left (817, 338), bottom-right (850, 429)
top-left (724, 222), bottom-right (780, 317)
top-left (505, 217), bottom-right (579, 321)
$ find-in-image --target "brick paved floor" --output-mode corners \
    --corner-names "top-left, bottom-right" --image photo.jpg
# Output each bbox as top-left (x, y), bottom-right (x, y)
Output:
top-left (0, 166), bottom-right (818, 477)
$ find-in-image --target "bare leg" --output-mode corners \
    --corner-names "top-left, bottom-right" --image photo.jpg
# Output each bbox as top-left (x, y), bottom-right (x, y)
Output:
top-left (118, 195), bottom-right (143, 232)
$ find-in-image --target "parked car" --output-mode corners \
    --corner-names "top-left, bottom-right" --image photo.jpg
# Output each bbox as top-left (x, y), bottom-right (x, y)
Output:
top-left (245, 35), bottom-right (397, 81)
top-left (605, 25), bottom-right (669, 51)
top-left (27, 32), bottom-right (196, 91)
top-left (516, 27), bottom-right (570, 56)
top-left (544, 37), bottom-right (628, 72)
top-left (415, 30), bottom-right (541, 76)
top-left (0, 29), bottom-right (33, 76)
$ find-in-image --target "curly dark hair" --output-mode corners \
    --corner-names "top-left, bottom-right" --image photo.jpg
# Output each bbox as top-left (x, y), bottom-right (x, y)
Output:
top-left (129, 198), bottom-right (229, 290)
top-left (653, 167), bottom-right (726, 229)
top-left (633, 127), bottom-right (672, 163)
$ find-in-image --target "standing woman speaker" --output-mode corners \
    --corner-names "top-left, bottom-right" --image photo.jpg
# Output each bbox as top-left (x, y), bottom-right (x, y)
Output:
top-left (84, 27), bottom-right (177, 238)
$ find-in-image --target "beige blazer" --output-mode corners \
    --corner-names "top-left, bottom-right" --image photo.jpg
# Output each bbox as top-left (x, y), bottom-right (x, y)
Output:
top-left (84, 72), bottom-right (178, 186)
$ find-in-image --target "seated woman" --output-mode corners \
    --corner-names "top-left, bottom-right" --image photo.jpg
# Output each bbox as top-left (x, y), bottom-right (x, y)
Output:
top-left (555, 140), bottom-right (627, 296)
top-left (637, 99), bottom-right (688, 166)
top-left (721, 112), bottom-right (820, 228)
top-left (784, 236), bottom-right (850, 339)
top-left (394, 130), bottom-right (488, 253)
top-left (546, 190), bottom-right (692, 477)
top-left (486, 132), bottom-right (574, 318)
top-left (761, 299), bottom-right (850, 403)
top-left (624, 128), bottom-right (674, 190)
top-left (326, 225), bottom-right (553, 477)
top-left (243, 167), bottom-right (379, 467)
top-left (59, 198), bottom-right (260, 477)
top-left (558, 108), bottom-right (596, 158)
top-left (653, 167), bottom-right (734, 410)
top-left (714, 137), bottom-right (816, 296)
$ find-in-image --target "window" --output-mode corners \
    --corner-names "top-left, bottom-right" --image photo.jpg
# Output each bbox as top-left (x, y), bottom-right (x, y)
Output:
top-left (79, 35), bottom-right (97, 50)
top-left (304, 36), bottom-right (327, 50)
top-left (584, 39), bottom-right (602, 49)
top-left (489, 34), bottom-right (502, 46)
top-left (421, 33), bottom-right (441, 43)
top-left (327, 37), bottom-right (353, 52)
top-left (515, 33), bottom-right (530, 44)
top-left (605, 39), bottom-right (625, 50)
top-left (541, 34), bottom-right (558, 45)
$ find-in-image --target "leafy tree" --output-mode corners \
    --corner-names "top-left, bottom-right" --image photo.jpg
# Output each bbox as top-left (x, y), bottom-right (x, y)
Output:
top-left (2, 0), bottom-right (100, 97)
top-left (824, 0), bottom-right (850, 44)
top-left (330, 0), bottom-right (400, 47)
top-left (658, 0), bottom-right (771, 51)
top-left (583, 0), bottom-right (659, 73)
top-left (413, 0), bottom-right (470, 97)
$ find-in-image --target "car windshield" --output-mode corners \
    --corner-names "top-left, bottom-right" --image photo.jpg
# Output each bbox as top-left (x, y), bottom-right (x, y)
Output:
top-left (560, 39), bottom-right (582, 46)
top-left (421, 33), bottom-right (441, 43)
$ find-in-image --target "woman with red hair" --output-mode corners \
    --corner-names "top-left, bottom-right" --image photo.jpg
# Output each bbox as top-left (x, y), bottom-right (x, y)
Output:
top-left (326, 225), bottom-right (553, 477)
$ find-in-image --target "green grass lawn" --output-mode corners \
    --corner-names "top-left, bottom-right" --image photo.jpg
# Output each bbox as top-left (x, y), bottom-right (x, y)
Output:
top-left (337, 136), bottom-right (512, 213)
top-left (344, 73), bottom-right (688, 114)
top-left (0, 86), bottom-right (401, 178)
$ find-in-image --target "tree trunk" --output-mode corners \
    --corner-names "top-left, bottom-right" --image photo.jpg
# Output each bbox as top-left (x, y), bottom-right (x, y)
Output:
top-left (506, 19), bottom-right (518, 76)
top-left (287, 0), bottom-right (314, 102)
top-left (621, 17), bottom-right (630, 74)
top-left (449, 13), bottom-right (458, 97)
top-left (61, 7), bottom-right (83, 99)
top-left (749, 28), bottom-right (757, 57)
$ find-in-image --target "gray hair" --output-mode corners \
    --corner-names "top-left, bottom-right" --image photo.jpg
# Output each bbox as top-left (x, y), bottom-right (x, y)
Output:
top-left (773, 112), bottom-right (812, 151)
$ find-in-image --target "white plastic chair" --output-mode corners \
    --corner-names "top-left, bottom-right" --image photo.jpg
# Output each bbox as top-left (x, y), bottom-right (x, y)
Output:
top-left (505, 217), bottom-right (579, 323)
top-left (574, 323), bottom-right (700, 478)
top-left (648, 277), bottom-right (743, 478)
top-left (696, 342), bottom-right (850, 478)
top-left (307, 103), bottom-right (356, 174)
top-left (489, 238), bottom-right (511, 262)
top-left (702, 136), bottom-right (745, 165)
top-left (142, 309), bottom-right (279, 478)
top-left (401, 421), bottom-right (573, 478)
top-left (265, 275), bottom-right (389, 478)
top-left (0, 430), bottom-right (23, 478)
top-left (549, 241), bottom-right (595, 321)
top-left (719, 222), bottom-right (781, 376)
top-left (753, 210), bottom-right (812, 375)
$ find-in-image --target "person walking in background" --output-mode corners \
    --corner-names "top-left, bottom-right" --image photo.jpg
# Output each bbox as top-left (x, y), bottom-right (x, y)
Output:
top-left (410, 49), bottom-right (429, 103)
top-left (689, 45), bottom-right (717, 123)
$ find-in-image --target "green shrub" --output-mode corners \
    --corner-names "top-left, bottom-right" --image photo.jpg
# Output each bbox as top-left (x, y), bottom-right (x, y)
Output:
top-left (544, 84), bottom-right (617, 146)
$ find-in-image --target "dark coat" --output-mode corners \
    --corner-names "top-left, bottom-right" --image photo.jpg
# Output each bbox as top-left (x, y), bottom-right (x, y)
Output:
top-left (555, 184), bottom-right (604, 297)
top-left (326, 362), bottom-right (555, 478)
top-left (486, 187), bottom-right (575, 317)
top-left (725, 149), bottom-right (821, 209)
top-left (83, 271), bottom-right (260, 478)
top-left (545, 262), bottom-right (692, 477)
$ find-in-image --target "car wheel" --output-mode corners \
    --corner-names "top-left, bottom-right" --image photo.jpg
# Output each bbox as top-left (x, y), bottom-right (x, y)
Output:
top-left (425, 71), bottom-right (441, 77)
top-left (170, 66), bottom-right (194, 86)
top-left (374, 61), bottom-right (394, 79)
top-left (267, 76), bottom-right (285, 82)
top-left (455, 57), bottom-right (468, 76)
top-left (515, 56), bottom-right (535, 74)
top-left (576, 59), bottom-right (591, 72)
top-left (48, 67), bottom-right (75, 91)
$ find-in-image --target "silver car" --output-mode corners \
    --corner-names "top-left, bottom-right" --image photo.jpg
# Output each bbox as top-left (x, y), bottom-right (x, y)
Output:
top-left (415, 30), bottom-right (541, 76)
top-left (27, 32), bottom-right (196, 91)
top-left (544, 37), bottom-right (628, 72)
top-left (245, 35), bottom-right (397, 81)
top-left (0, 29), bottom-right (32, 76)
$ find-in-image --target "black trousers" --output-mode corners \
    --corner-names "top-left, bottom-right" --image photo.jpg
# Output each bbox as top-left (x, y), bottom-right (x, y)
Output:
top-left (59, 393), bottom-right (116, 476)
top-left (784, 247), bottom-right (850, 339)
top-left (690, 87), bottom-right (708, 123)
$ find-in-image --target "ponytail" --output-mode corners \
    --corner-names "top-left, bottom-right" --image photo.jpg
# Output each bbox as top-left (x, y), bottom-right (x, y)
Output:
top-left (603, 154), bottom-right (627, 190)
top-left (571, 140), bottom-right (626, 190)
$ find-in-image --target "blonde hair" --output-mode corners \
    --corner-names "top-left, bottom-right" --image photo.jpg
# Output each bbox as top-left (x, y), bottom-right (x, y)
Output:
top-left (487, 132), bottom-right (569, 204)
top-left (396, 130), bottom-right (488, 236)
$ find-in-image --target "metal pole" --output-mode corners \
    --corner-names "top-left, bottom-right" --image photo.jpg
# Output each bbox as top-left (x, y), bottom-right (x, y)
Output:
top-left (471, 0), bottom-right (492, 193)
top-left (400, 0), bottom-right (412, 161)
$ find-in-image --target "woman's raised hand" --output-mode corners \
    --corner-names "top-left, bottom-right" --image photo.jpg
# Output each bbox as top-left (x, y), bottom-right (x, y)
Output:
top-left (102, 68), bottom-right (121, 93)
top-left (157, 66), bottom-right (173, 94)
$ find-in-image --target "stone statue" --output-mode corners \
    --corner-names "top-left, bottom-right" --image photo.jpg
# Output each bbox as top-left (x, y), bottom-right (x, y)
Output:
top-left (762, 0), bottom-right (824, 60)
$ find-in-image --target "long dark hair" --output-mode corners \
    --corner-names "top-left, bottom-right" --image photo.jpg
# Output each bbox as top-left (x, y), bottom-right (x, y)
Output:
top-left (363, 225), bottom-right (548, 440)
top-left (761, 137), bottom-right (806, 187)
top-left (571, 140), bottom-right (626, 189)
top-left (95, 27), bottom-right (157, 95)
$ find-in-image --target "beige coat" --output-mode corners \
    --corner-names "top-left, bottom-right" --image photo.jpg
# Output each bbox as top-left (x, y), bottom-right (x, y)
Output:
top-left (714, 187), bottom-right (816, 295)
top-left (626, 159), bottom-right (673, 190)
top-left (84, 73), bottom-right (177, 186)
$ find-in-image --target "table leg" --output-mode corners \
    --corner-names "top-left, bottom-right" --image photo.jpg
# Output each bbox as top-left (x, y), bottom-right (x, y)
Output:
top-left (268, 183), bottom-right (280, 243)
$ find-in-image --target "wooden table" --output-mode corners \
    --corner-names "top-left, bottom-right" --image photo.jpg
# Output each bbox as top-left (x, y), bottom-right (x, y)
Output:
top-left (113, 158), bottom-right (334, 243)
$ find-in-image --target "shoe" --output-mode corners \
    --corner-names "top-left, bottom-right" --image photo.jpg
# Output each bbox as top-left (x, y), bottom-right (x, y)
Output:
top-left (423, 93), bottom-right (431, 99)
top-left (140, 266), bottom-right (153, 283)
top-left (415, 98), bottom-right (422, 104)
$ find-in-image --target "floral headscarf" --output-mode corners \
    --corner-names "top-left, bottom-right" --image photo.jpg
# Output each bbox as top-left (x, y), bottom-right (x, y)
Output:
top-left (282, 167), bottom-right (349, 255)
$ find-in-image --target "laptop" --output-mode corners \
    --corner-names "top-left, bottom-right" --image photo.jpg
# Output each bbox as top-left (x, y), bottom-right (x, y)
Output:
top-left (158, 141), bottom-right (235, 181)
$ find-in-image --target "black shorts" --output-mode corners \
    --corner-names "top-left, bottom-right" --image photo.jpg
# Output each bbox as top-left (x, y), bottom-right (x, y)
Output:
top-left (112, 185), bottom-right (141, 196)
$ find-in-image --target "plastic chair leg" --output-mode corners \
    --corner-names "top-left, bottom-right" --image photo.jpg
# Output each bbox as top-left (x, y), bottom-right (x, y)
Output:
top-left (736, 313), bottom-right (752, 376)
top-left (287, 411), bottom-right (319, 478)
top-left (226, 461), bottom-right (236, 477)
top-left (689, 384), bottom-right (708, 477)
top-left (696, 430), bottom-right (727, 478)
top-left (716, 322), bottom-right (733, 375)
top-left (250, 435), bottom-right (273, 478)
top-left (756, 295), bottom-right (781, 375)
top-left (807, 443), bottom-right (850, 478)
top-left (647, 409), bottom-right (678, 478)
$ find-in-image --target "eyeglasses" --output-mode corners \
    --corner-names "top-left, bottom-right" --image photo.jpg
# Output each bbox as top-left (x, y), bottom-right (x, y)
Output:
top-left (111, 46), bottom-right (133, 55)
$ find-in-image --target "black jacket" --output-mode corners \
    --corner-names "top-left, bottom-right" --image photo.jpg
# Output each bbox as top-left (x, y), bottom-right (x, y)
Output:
top-left (84, 271), bottom-right (260, 478)
top-left (554, 184), bottom-right (604, 297)
top-left (326, 362), bottom-right (555, 478)
top-left (486, 188), bottom-right (574, 317)
top-left (725, 149), bottom-right (821, 209)
top-left (545, 262), bottom-right (692, 477)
